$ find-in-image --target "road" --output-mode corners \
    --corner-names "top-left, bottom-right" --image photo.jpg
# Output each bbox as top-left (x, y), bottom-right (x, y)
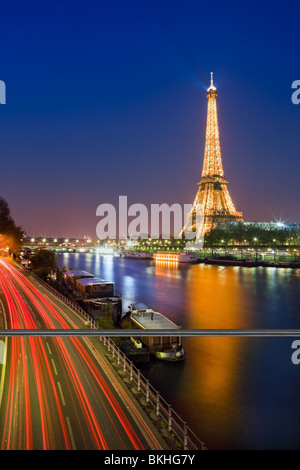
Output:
top-left (0, 258), bottom-right (163, 450)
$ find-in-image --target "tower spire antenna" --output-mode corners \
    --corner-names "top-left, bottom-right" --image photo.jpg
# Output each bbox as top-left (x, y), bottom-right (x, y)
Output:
top-left (208, 72), bottom-right (216, 92)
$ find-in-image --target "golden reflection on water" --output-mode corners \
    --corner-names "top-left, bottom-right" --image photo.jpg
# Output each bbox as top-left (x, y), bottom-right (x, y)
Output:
top-left (185, 265), bottom-right (253, 419)
top-left (187, 264), bottom-right (255, 329)
top-left (154, 260), bottom-right (181, 279)
top-left (153, 262), bottom-right (257, 424)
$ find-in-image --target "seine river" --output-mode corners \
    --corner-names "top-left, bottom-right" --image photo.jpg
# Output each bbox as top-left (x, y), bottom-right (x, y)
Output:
top-left (58, 253), bottom-right (300, 450)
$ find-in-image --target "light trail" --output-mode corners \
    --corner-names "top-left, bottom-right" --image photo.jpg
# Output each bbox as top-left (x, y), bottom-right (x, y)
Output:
top-left (0, 263), bottom-right (71, 449)
top-left (1, 263), bottom-right (147, 448)
top-left (0, 259), bottom-right (160, 450)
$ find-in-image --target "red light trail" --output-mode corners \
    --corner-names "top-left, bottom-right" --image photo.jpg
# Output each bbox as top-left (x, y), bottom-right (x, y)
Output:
top-left (0, 259), bottom-right (161, 450)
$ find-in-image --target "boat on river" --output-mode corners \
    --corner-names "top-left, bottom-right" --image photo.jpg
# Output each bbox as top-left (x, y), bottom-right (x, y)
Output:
top-left (154, 251), bottom-right (199, 263)
top-left (128, 302), bottom-right (186, 361)
top-left (124, 250), bottom-right (153, 259)
top-left (204, 258), bottom-right (259, 267)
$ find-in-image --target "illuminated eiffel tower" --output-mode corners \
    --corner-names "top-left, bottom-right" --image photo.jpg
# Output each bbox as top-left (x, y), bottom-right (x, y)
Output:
top-left (186, 73), bottom-right (243, 235)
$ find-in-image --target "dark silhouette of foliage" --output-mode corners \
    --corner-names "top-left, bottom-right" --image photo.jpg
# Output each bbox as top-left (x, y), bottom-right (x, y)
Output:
top-left (0, 197), bottom-right (24, 255)
top-left (30, 249), bottom-right (57, 270)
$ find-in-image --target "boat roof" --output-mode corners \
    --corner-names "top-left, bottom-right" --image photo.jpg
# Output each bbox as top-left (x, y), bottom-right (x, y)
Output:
top-left (131, 302), bottom-right (149, 310)
top-left (65, 270), bottom-right (94, 278)
top-left (76, 278), bottom-right (114, 286)
top-left (155, 251), bottom-right (193, 255)
top-left (130, 308), bottom-right (179, 330)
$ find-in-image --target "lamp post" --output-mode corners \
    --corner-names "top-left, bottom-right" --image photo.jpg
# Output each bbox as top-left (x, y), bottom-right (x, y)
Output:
top-left (253, 237), bottom-right (258, 262)
top-left (272, 239), bottom-right (276, 262)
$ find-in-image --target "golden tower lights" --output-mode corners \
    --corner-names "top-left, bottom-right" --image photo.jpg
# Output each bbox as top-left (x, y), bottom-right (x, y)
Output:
top-left (190, 73), bottom-right (243, 233)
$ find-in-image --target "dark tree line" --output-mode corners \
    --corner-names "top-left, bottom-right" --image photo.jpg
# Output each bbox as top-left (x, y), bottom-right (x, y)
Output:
top-left (0, 197), bottom-right (24, 255)
top-left (204, 221), bottom-right (300, 247)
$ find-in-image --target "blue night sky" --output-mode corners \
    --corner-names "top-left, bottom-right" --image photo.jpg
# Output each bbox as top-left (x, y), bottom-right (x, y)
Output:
top-left (0, 0), bottom-right (299, 237)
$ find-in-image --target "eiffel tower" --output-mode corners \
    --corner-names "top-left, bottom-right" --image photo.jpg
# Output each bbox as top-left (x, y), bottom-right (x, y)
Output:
top-left (184, 73), bottom-right (243, 236)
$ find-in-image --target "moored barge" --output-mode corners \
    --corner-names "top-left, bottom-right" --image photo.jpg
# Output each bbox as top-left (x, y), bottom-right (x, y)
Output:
top-left (128, 303), bottom-right (186, 361)
top-left (154, 251), bottom-right (199, 263)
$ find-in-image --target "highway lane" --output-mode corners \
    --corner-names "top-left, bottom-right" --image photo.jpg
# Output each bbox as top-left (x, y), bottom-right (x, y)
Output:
top-left (0, 259), bottom-right (163, 450)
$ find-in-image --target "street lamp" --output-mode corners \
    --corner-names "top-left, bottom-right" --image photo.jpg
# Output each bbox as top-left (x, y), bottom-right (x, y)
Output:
top-left (253, 238), bottom-right (258, 261)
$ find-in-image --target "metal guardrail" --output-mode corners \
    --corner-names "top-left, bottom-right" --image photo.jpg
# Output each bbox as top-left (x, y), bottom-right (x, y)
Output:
top-left (100, 335), bottom-right (206, 450)
top-left (29, 272), bottom-right (207, 450)
top-left (3, 328), bottom-right (299, 337)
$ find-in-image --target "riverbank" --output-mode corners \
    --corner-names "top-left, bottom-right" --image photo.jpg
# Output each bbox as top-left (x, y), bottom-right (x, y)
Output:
top-left (201, 257), bottom-right (300, 268)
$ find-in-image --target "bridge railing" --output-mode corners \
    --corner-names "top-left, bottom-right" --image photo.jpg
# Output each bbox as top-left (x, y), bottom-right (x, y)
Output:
top-left (30, 272), bottom-right (207, 450)
top-left (100, 335), bottom-right (207, 450)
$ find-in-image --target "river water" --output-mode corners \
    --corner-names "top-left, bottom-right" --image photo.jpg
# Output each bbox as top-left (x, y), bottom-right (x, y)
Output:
top-left (58, 253), bottom-right (300, 450)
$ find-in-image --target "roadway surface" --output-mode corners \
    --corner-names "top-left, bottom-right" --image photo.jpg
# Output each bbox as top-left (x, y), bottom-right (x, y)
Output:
top-left (0, 258), bottom-right (164, 450)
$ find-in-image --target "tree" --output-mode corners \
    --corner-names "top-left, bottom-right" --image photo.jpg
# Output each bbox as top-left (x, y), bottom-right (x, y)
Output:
top-left (0, 197), bottom-right (23, 255)
top-left (30, 249), bottom-right (57, 270)
top-left (30, 249), bottom-right (58, 281)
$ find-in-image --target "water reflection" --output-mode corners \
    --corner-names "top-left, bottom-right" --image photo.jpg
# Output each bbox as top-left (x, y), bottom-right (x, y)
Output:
top-left (183, 266), bottom-right (248, 443)
top-left (59, 254), bottom-right (300, 329)
top-left (57, 254), bottom-right (300, 449)
top-left (154, 261), bottom-right (182, 280)
top-left (100, 254), bottom-right (114, 280)
top-left (122, 275), bottom-right (137, 304)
